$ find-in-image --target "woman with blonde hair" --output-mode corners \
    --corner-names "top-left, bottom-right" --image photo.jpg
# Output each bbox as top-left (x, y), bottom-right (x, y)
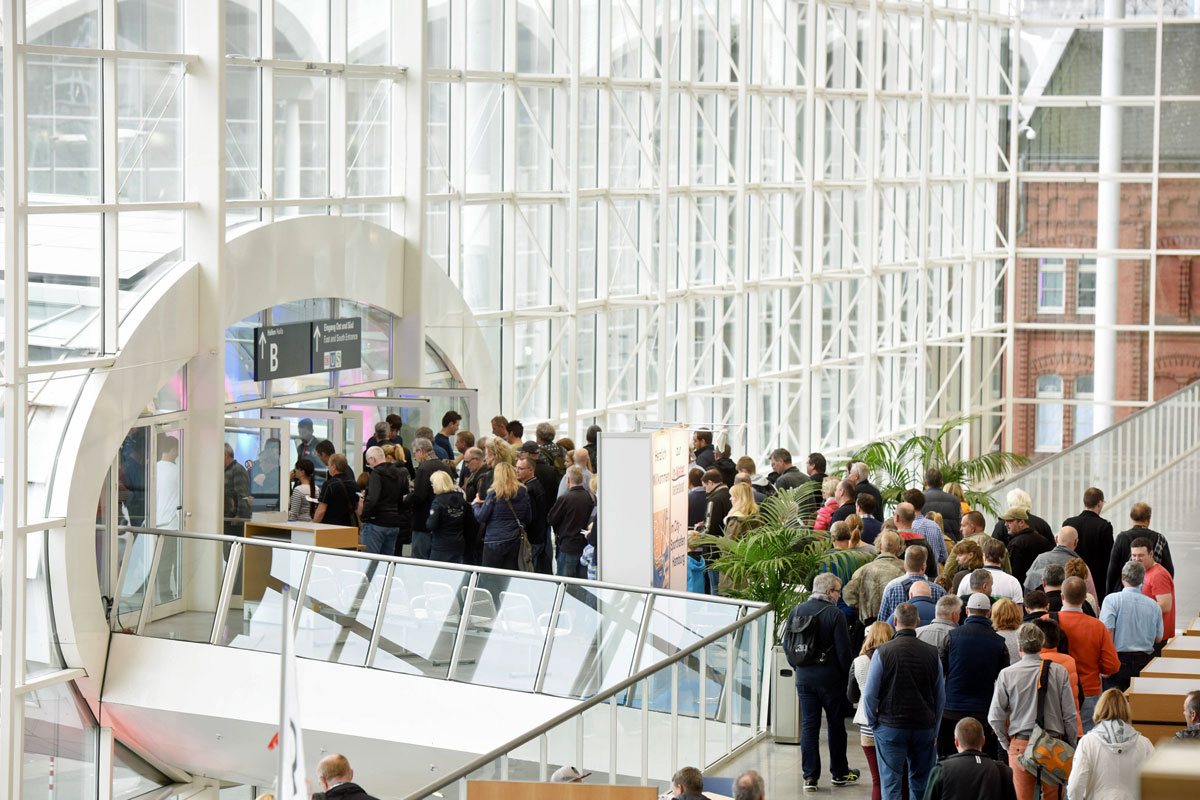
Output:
top-left (472, 462), bottom-right (531, 570)
top-left (851, 621), bottom-right (895, 800)
top-left (814, 476), bottom-right (840, 531)
top-left (1066, 688), bottom-right (1155, 800)
top-left (724, 482), bottom-right (759, 540)
top-left (485, 436), bottom-right (514, 468)
top-left (991, 597), bottom-right (1023, 663)
top-left (426, 469), bottom-right (470, 563)
top-left (944, 481), bottom-right (969, 515)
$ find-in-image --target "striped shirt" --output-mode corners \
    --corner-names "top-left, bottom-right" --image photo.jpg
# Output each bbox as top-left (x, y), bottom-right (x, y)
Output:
top-left (877, 574), bottom-right (947, 627)
top-left (913, 516), bottom-right (948, 564)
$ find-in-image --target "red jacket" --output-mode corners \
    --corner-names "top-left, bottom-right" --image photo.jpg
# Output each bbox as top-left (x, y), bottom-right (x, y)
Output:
top-left (1058, 608), bottom-right (1120, 696)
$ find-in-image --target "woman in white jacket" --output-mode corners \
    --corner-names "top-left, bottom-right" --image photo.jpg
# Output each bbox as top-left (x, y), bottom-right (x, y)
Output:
top-left (1066, 688), bottom-right (1156, 800)
top-left (850, 621), bottom-right (894, 800)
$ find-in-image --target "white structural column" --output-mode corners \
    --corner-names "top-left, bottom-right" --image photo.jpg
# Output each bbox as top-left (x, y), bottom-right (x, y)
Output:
top-left (1092, 0), bottom-right (1124, 432)
top-left (2, 1), bottom-right (29, 794)
top-left (182, 0), bottom-right (226, 570)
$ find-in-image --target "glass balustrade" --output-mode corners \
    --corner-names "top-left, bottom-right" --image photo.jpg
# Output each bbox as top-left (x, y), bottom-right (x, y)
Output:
top-left (112, 528), bottom-right (768, 711)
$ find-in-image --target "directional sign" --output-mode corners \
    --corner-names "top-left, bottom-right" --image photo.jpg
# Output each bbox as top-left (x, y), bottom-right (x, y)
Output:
top-left (252, 322), bottom-right (314, 381)
top-left (311, 318), bottom-right (362, 373)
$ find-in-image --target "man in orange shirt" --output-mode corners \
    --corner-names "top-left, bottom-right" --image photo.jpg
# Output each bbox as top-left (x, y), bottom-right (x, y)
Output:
top-left (1057, 576), bottom-right (1120, 734)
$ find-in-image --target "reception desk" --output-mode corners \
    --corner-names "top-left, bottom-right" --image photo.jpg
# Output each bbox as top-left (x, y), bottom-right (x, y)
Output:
top-left (241, 521), bottom-right (360, 602)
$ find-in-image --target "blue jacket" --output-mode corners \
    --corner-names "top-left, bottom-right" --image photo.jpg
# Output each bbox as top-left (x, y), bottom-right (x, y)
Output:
top-left (943, 615), bottom-right (1011, 711)
top-left (473, 485), bottom-right (532, 545)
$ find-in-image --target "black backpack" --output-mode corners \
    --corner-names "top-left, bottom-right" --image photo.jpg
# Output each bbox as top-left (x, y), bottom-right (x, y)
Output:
top-left (782, 605), bottom-right (833, 667)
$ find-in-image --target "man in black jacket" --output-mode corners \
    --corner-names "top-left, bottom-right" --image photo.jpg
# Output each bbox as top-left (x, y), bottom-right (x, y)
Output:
top-left (787, 572), bottom-right (859, 792)
top-left (360, 446), bottom-right (408, 556)
top-left (460, 447), bottom-right (487, 565)
top-left (924, 717), bottom-right (1016, 800)
top-left (547, 466), bottom-right (594, 578)
top-left (314, 754), bottom-right (379, 800)
top-left (516, 452), bottom-right (552, 573)
top-left (520, 441), bottom-right (561, 505)
top-left (1064, 487), bottom-right (1114, 602)
top-left (692, 430), bottom-right (716, 469)
top-left (408, 438), bottom-right (455, 559)
top-left (923, 468), bottom-right (963, 541)
top-left (863, 602), bottom-right (944, 800)
top-left (849, 460), bottom-right (886, 521)
top-left (1106, 501), bottom-right (1174, 596)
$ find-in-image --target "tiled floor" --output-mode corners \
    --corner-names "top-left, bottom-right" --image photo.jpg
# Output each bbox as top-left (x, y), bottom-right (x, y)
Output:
top-left (720, 727), bottom-right (875, 798)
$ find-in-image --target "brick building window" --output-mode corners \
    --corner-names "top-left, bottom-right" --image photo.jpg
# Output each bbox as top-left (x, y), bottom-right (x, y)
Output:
top-left (1077, 258), bottom-right (1096, 314)
top-left (1036, 374), bottom-right (1064, 452)
top-left (1038, 258), bottom-right (1066, 314)
top-left (1074, 374), bottom-right (1094, 443)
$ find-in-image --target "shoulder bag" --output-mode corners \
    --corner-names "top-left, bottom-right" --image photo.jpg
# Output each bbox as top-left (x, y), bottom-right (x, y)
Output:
top-left (503, 495), bottom-right (535, 572)
top-left (1017, 659), bottom-right (1075, 797)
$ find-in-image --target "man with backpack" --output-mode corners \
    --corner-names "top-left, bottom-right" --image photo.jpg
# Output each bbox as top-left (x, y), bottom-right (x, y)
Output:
top-left (783, 572), bottom-right (859, 793)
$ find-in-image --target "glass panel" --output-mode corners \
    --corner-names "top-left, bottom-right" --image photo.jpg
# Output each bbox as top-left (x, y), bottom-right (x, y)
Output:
top-left (142, 366), bottom-right (186, 417)
top-left (295, 552), bottom-right (387, 665)
top-left (117, 0), bottom-right (183, 53)
top-left (27, 56), bottom-right (102, 203)
top-left (142, 536), bottom-right (227, 643)
top-left (96, 469), bottom-right (113, 600)
top-left (113, 740), bottom-right (170, 800)
top-left (347, 78), bottom-right (392, 197)
top-left (27, 213), bottom-right (103, 362)
top-left (26, 0), bottom-right (100, 48)
top-left (540, 585), bottom-right (646, 699)
top-left (26, 532), bottom-right (64, 679)
top-left (22, 683), bottom-right (97, 800)
top-left (113, 533), bottom-right (155, 631)
top-left (118, 60), bottom-right (185, 203)
top-left (220, 542), bottom-right (309, 652)
top-left (273, 74), bottom-right (329, 199)
top-left (226, 0), bottom-right (261, 57)
top-left (119, 210), bottom-right (185, 328)
top-left (275, 0), bottom-right (331, 61)
top-left (348, 0), bottom-right (390, 63)
top-left (454, 573), bottom-right (558, 691)
top-left (373, 563), bottom-right (470, 678)
top-left (225, 312), bottom-right (265, 404)
top-left (336, 300), bottom-right (391, 387)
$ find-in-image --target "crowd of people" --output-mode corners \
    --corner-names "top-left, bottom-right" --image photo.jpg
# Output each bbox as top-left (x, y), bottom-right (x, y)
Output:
top-left (763, 458), bottom-right (1195, 800)
top-left (254, 412), bottom-right (603, 577)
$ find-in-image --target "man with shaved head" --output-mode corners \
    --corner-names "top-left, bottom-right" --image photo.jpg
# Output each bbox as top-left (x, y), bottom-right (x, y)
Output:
top-left (923, 717), bottom-right (1015, 800)
top-left (1023, 526), bottom-right (1098, 600)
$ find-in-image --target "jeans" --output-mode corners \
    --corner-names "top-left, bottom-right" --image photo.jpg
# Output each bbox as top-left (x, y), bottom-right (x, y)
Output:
top-left (1079, 694), bottom-right (1100, 734)
top-left (361, 523), bottom-right (398, 556)
top-left (796, 682), bottom-right (850, 781)
top-left (410, 529), bottom-right (432, 559)
top-left (1103, 651), bottom-right (1152, 693)
top-left (482, 538), bottom-right (520, 570)
top-left (556, 549), bottom-right (587, 579)
top-left (873, 725), bottom-right (936, 800)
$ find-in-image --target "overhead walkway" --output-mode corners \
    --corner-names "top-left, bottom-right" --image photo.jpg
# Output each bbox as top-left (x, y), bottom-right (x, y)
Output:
top-left (99, 530), bottom-right (771, 796)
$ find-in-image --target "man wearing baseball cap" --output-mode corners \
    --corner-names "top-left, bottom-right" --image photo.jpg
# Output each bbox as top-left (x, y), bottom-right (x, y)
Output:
top-left (938, 593), bottom-right (1010, 759)
top-left (999, 507), bottom-right (1053, 585)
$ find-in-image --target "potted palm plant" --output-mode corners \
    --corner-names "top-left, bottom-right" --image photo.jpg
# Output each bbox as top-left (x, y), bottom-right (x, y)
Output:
top-left (692, 485), bottom-right (829, 743)
top-left (847, 415), bottom-right (1029, 515)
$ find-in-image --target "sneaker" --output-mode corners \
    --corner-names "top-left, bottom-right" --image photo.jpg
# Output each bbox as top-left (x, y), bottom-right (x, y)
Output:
top-left (804, 779), bottom-right (819, 792)
top-left (832, 769), bottom-right (861, 786)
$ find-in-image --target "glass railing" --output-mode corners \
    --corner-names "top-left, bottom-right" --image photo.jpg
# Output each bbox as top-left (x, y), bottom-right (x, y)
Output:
top-left (990, 379), bottom-right (1200, 528)
top-left (111, 527), bottom-right (769, 711)
top-left (398, 601), bottom-right (774, 800)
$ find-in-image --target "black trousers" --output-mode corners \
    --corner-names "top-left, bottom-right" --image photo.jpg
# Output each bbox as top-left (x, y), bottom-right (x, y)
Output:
top-left (1103, 650), bottom-right (1153, 692)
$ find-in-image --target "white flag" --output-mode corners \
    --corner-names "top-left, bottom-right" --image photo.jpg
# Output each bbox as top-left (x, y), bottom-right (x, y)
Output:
top-left (278, 587), bottom-right (308, 799)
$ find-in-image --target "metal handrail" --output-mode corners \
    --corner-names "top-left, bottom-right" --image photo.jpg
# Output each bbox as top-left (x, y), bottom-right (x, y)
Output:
top-left (115, 525), bottom-right (766, 610)
top-left (398, 602), bottom-right (774, 800)
top-left (989, 377), bottom-right (1200, 493)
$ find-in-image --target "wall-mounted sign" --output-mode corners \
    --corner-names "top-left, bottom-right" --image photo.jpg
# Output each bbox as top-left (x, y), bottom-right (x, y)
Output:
top-left (311, 318), bottom-right (362, 373)
top-left (252, 318), bottom-right (363, 380)
top-left (252, 322), bottom-right (314, 381)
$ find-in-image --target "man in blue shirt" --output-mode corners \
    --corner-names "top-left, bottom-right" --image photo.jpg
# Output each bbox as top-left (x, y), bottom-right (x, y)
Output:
top-left (877, 547), bottom-right (947, 625)
top-left (1099, 559), bottom-right (1163, 691)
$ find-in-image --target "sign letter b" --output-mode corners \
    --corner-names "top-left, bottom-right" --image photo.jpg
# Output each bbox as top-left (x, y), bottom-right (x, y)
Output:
top-left (270, 342), bottom-right (279, 372)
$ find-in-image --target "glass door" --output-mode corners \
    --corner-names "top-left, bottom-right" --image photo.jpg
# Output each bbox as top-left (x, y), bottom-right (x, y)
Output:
top-left (379, 388), bottom-right (478, 448)
top-left (333, 397), bottom-right (430, 454)
top-left (224, 418), bottom-right (290, 528)
top-left (263, 407), bottom-right (365, 478)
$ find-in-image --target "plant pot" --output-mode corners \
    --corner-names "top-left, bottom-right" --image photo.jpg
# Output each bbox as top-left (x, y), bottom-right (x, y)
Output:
top-left (771, 645), bottom-right (801, 745)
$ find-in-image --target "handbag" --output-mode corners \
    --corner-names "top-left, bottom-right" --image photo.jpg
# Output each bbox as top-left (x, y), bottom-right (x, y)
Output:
top-left (503, 496), bottom-right (535, 572)
top-left (1017, 660), bottom-right (1075, 796)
